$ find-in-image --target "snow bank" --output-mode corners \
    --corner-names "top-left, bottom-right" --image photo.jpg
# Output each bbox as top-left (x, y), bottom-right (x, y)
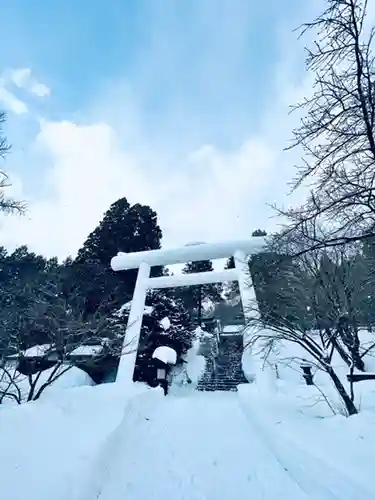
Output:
top-left (37, 366), bottom-right (95, 396)
top-left (241, 346), bottom-right (255, 382)
top-left (185, 344), bottom-right (206, 385)
top-left (244, 328), bottom-right (375, 414)
top-left (0, 382), bottom-right (151, 500)
top-left (78, 387), bottom-right (163, 500)
top-left (0, 365), bottom-right (95, 406)
top-left (170, 340), bottom-right (206, 394)
top-left (238, 384), bottom-right (375, 495)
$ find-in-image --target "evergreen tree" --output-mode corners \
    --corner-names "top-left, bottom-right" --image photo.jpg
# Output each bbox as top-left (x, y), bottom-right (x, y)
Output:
top-left (114, 290), bottom-right (194, 384)
top-left (178, 260), bottom-right (222, 325)
top-left (76, 199), bottom-right (162, 264)
top-left (223, 229), bottom-right (267, 301)
top-left (72, 198), bottom-right (163, 317)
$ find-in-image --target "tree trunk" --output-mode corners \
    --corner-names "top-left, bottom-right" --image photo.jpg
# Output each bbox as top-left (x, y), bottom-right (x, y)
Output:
top-left (326, 365), bottom-right (358, 416)
top-left (350, 332), bottom-right (365, 372)
top-left (197, 286), bottom-right (202, 326)
top-left (330, 334), bottom-right (351, 367)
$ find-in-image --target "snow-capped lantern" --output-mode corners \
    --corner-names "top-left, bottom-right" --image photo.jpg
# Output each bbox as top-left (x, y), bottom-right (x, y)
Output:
top-left (152, 346), bottom-right (177, 395)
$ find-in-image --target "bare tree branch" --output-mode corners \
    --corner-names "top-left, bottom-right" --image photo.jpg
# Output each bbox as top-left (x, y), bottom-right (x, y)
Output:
top-left (278, 0), bottom-right (375, 253)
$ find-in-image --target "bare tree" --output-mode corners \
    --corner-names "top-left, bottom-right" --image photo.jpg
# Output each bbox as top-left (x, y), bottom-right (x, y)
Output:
top-left (278, 0), bottom-right (375, 253)
top-left (0, 299), bottom-right (135, 404)
top-left (246, 309), bottom-right (359, 415)
top-left (0, 112), bottom-right (25, 215)
top-left (247, 232), bottom-right (375, 416)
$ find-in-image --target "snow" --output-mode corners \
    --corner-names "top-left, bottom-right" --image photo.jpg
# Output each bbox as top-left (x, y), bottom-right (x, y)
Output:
top-left (0, 382), bottom-right (152, 500)
top-left (2, 329), bottom-right (375, 500)
top-left (111, 238), bottom-right (266, 271)
top-left (144, 305), bottom-right (154, 314)
top-left (77, 391), bottom-right (375, 499)
top-left (23, 344), bottom-right (53, 358)
top-left (35, 366), bottom-right (95, 396)
top-left (116, 301), bottom-right (131, 315)
top-left (244, 328), bottom-right (375, 415)
top-left (184, 344), bottom-right (206, 385)
top-left (241, 345), bottom-right (256, 382)
top-left (222, 324), bottom-right (244, 334)
top-left (202, 297), bottom-right (215, 312)
top-left (194, 325), bottom-right (212, 339)
top-left (183, 339), bottom-right (206, 383)
top-left (159, 316), bottom-right (171, 330)
top-left (148, 268), bottom-right (239, 288)
top-left (0, 372), bottom-right (375, 499)
top-left (152, 346), bottom-right (177, 365)
top-left (0, 365), bottom-right (95, 405)
top-left (69, 345), bottom-right (103, 356)
top-left (116, 302), bottom-right (154, 317)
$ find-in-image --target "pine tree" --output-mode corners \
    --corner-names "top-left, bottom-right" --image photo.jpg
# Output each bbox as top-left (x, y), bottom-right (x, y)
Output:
top-left (177, 260), bottom-right (222, 325)
top-left (223, 230), bottom-right (267, 301)
top-left (76, 199), bottom-right (162, 264)
top-left (72, 198), bottom-right (163, 317)
top-left (114, 290), bottom-right (194, 384)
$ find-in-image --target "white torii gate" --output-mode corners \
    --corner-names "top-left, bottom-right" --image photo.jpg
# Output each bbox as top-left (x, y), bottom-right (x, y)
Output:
top-left (110, 238), bottom-right (265, 385)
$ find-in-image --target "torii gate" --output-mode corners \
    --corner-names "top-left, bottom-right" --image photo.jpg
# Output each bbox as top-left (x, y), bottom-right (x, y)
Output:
top-left (110, 238), bottom-right (265, 385)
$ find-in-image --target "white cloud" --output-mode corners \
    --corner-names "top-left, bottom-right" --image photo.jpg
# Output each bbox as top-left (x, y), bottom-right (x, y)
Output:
top-left (0, 67), bottom-right (50, 117)
top-left (0, 6), bottom-right (312, 261)
top-left (0, 88), bottom-right (303, 261)
top-left (29, 81), bottom-right (50, 97)
top-left (0, 87), bottom-right (28, 114)
top-left (9, 68), bottom-right (50, 97)
top-left (1, 120), bottom-right (154, 259)
top-left (9, 68), bottom-right (31, 88)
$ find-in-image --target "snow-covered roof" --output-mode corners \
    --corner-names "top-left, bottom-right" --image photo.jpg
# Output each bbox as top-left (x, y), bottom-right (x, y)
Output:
top-left (152, 346), bottom-right (177, 365)
top-left (68, 345), bottom-right (103, 357)
top-left (222, 324), bottom-right (244, 334)
top-left (23, 344), bottom-right (53, 358)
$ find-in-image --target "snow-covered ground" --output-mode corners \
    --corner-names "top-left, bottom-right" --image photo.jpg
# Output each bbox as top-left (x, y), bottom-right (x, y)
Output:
top-left (1, 380), bottom-right (374, 500)
top-left (1, 331), bottom-right (375, 500)
top-left (0, 382), bottom-right (152, 500)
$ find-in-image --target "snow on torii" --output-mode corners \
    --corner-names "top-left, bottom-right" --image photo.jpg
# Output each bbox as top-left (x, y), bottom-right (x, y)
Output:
top-left (111, 238), bottom-right (265, 385)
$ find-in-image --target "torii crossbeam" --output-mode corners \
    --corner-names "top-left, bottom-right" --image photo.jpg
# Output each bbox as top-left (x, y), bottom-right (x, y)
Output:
top-left (110, 238), bottom-right (265, 385)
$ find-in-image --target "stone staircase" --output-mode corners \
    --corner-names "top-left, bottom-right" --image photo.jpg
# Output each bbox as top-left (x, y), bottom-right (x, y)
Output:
top-left (197, 335), bottom-right (248, 392)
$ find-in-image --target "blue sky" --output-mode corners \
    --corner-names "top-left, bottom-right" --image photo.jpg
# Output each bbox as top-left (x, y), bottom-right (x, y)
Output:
top-left (0, 0), bottom-right (317, 259)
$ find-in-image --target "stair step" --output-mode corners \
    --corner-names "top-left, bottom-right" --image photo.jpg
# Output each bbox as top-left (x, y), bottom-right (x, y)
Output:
top-left (197, 387), bottom-right (238, 392)
top-left (197, 337), bottom-right (248, 392)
